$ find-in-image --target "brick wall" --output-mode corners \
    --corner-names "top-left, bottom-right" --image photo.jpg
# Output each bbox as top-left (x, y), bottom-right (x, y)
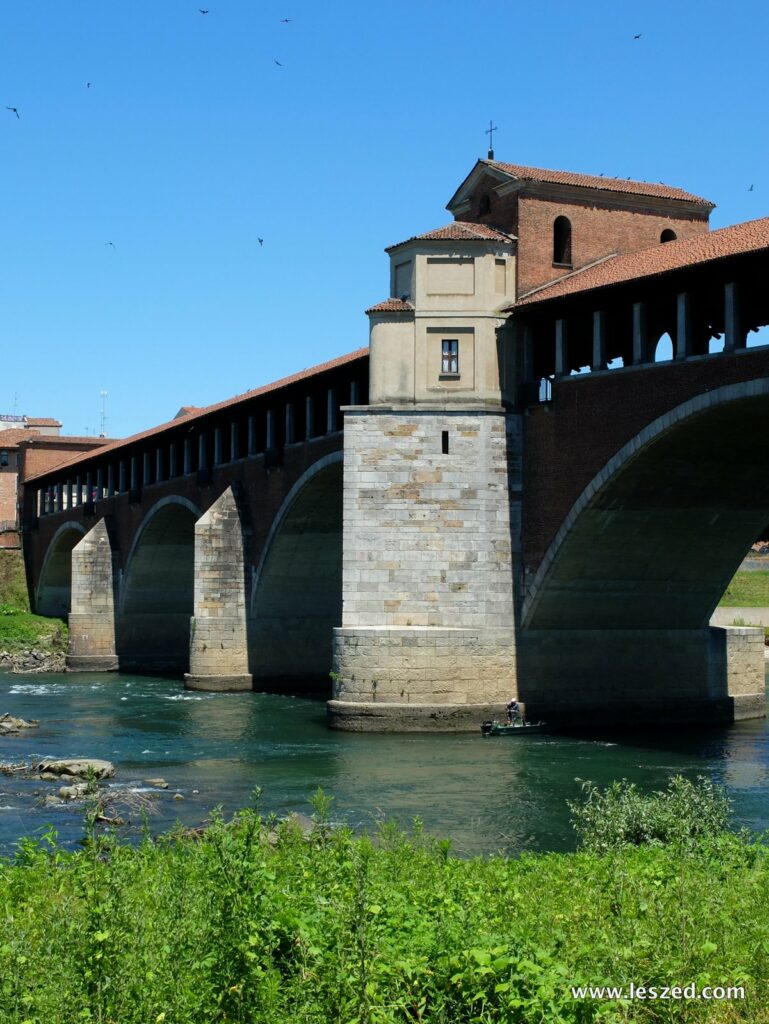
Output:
top-left (20, 441), bottom-right (107, 482)
top-left (458, 172), bottom-right (709, 298)
top-left (0, 470), bottom-right (17, 524)
top-left (522, 345), bottom-right (769, 574)
top-left (515, 196), bottom-right (707, 297)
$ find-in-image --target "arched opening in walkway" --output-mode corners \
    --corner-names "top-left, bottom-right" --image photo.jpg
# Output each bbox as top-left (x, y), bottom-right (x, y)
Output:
top-left (654, 332), bottom-right (674, 362)
top-left (747, 323), bottom-right (769, 348)
top-left (117, 498), bottom-right (197, 674)
top-left (251, 456), bottom-right (342, 689)
top-left (36, 523), bottom-right (86, 617)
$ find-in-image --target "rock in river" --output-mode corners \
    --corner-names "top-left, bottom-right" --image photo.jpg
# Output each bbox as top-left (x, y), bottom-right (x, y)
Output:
top-left (36, 758), bottom-right (115, 780)
top-left (0, 713), bottom-right (39, 734)
top-left (58, 782), bottom-right (90, 801)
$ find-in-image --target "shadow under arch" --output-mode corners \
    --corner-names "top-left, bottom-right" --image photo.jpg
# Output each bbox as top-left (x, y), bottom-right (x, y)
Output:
top-left (523, 378), bottom-right (769, 632)
top-left (117, 496), bottom-right (199, 674)
top-left (36, 521), bottom-right (87, 616)
top-left (250, 452), bottom-right (342, 689)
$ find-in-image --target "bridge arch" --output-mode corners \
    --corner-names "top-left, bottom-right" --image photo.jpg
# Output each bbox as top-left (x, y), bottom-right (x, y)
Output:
top-left (117, 496), bottom-right (200, 673)
top-left (523, 378), bottom-right (769, 631)
top-left (250, 452), bottom-right (342, 685)
top-left (36, 521), bottom-right (87, 616)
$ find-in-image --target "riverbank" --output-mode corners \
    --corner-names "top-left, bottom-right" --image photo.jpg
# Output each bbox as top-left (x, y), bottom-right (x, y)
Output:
top-left (0, 551), bottom-right (67, 672)
top-left (0, 801), bottom-right (766, 1023)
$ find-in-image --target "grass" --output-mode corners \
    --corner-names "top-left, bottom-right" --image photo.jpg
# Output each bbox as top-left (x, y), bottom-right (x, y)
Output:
top-left (0, 604), bottom-right (67, 653)
top-left (0, 550), bottom-right (29, 611)
top-left (719, 571), bottom-right (769, 608)
top-left (0, 785), bottom-right (766, 1023)
top-left (0, 549), bottom-right (67, 654)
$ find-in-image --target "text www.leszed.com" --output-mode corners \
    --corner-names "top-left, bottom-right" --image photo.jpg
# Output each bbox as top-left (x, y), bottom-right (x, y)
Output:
top-left (570, 982), bottom-right (745, 1001)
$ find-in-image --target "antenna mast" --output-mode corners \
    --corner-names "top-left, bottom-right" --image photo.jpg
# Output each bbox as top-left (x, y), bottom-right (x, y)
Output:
top-left (99, 390), bottom-right (108, 437)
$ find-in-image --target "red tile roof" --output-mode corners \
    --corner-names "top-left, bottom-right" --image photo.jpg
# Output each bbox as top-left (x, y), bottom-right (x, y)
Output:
top-left (486, 160), bottom-right (714, 206)
top-left (365, 298), bottom-right (414, 315)
top-left (513, 216), bottom-right (769, 310)
top-left (23, 417), bottom-right (62, 427)
top-left (385, 221), bottom-right (516, 252)
top-left (0, 429), bottom-right (32, 446)
top-left (28, 347), bottom-right (370, 481)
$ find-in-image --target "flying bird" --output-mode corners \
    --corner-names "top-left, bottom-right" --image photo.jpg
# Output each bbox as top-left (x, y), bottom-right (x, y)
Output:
top-left (749, 184), bottom-right (754, 191)
top-left (257, 238), bottom-right (264, 246)
top-left (280, 17), bottom-right (293, 22)
top-left (86, 82), bottom-right (91, 89)
top-left (274, 59), bottom-right (283, 66)
top-left (198, 8), bottom-right (209, 13)
top-left (6, 106), bottom-right (19, 119)
top-left (105, 241), bottom-right (116, 249)
top-left (633, 33), bottom-right (642, 39)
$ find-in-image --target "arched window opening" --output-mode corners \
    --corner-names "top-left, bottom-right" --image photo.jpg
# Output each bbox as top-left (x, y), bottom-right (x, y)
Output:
top-left (478, 194), bottom-right (491, 215)
top-left (654, 332), bottom-right (673, 362)
top-left (607, 356), bottom-right (625, 370)
top-left (709, 333), bottom-right (725, 354)
top-left (660, 228), bottom-right (677, 243)
top-left (553, 216), bottom-right (572, 266)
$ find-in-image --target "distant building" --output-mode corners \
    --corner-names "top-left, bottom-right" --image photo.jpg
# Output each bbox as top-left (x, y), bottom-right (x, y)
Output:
top-left (0, 414), bottom-right (61, 437)
top-left (0, 417), bottom-right (111, 548)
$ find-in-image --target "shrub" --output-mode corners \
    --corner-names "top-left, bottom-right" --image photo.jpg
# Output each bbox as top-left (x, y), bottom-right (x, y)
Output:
top-left (568, 775), bottom-right (733, 853)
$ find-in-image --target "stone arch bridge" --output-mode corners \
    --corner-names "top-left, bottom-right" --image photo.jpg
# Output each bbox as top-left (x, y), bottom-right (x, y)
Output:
top-left (22, 229), bottom-right (769, 728)
top-left (25, 350), bottom-right (366, 691)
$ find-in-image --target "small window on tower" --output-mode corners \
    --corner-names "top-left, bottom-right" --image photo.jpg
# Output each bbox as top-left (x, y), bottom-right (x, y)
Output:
top-left (478, 194), bottom-right (491, 215)
top-left (441, 339), bottom-right (459, 376)
top-left (660, 228), bottom-right (677, 243)
top-left (0, 451), bottom-right (8, 467)
top-left (553, 216), bottom-right (572, 266)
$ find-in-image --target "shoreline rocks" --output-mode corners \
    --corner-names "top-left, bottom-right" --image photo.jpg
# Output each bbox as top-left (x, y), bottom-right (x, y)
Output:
top-left (0, 650), bottom-right (66, 674)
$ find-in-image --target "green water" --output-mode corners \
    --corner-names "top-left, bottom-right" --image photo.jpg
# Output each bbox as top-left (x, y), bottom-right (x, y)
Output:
top-left (1, 670), bottom-right (768, 855)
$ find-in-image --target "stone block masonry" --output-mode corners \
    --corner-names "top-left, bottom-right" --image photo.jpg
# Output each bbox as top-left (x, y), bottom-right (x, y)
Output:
top-left (67, 519), bottom-right (119, 672)
top-left (331, 408), bottom-right (522, 730)
top-left (185, 485), bottom-right (252, 692)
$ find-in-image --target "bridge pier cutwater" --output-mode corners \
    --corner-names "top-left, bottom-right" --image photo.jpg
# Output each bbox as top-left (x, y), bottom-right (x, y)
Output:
top-left (184, 485), bottom-right (252, 692)
top-left (24, 157), bottom-right (769, 728)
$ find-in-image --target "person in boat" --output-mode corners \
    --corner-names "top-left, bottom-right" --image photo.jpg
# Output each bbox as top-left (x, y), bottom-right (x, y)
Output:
top-left (505, 698), bottom-right (521, 725)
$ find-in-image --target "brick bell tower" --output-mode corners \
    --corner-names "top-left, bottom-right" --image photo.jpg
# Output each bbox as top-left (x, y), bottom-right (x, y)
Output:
top-left (328, 208), bottom-right (523, 730)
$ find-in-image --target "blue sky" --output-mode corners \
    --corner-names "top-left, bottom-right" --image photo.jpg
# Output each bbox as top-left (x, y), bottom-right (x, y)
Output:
top-left (2, 0), bottom-right (767, 438)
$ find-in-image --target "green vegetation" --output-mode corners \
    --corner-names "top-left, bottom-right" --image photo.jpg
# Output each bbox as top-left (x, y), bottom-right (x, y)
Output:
top-left (568, 775), bottom-right (733, 855)
top-left (0, 550), bottom-right (30, 611)
top-left (719, 570), bottom-right (769, 608)
top-left (0, 604), bottom-right (68, 654)
top-left (0, 784), bottom-right (767, 1023)
top-left (0, 549), bottom-right (67, 654)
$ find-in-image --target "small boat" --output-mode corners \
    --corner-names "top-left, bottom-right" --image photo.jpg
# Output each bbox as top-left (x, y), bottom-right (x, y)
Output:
top-left (480, 719), bottom-right (547, 737)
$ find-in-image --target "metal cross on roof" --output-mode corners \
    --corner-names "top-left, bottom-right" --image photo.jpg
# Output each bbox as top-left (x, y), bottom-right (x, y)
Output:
top-left (485, 120), bottom-right (497, 160)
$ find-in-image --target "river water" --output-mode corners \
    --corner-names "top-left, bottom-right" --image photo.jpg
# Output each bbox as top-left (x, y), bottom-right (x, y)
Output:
top-left (1, 669), bottom-right (768, 857)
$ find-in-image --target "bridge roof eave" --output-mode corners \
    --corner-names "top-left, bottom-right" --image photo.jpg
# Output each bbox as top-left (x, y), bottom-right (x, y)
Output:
top-left (26, 347), bottom-right (369, 485)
